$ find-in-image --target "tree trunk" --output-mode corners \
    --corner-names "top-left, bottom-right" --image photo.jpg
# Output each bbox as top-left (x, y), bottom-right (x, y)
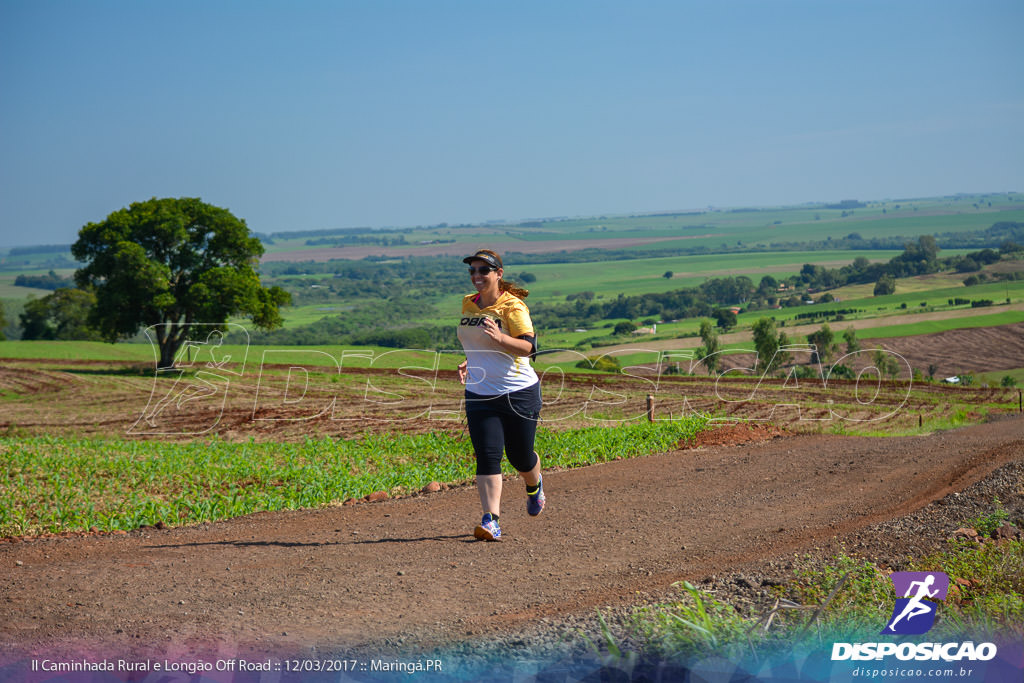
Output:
top-left (158, 339), bottom-right (178, 369)
top-left (155, 318), bottom-right (193, 369)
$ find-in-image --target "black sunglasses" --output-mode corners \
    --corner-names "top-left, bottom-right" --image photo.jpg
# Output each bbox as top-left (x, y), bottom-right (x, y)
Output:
top-left (468, 266), bottom-right (497, 275)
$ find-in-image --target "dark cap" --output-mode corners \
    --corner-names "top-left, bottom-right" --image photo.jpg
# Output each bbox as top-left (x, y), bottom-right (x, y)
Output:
top-left (462, 250), bottom-right (501, 269)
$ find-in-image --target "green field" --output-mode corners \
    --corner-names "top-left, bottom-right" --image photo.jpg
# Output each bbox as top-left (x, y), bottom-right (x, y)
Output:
top-left (0, 418), bottom-right (708, 536)
top-left (979, 367), bottom-right (1024, 387)
top-left (271, 302), bottom-right (359, 328)
top-left (0, 340), bottom-right (158, 362)
top-left (0, 268), bottom-right (77, 309)
top-left (506, 249), bottom-right (905, 299)
top-left (0, 281), bottom-right (51, 299)
top-left (0, 252), bottom-right (77, 272)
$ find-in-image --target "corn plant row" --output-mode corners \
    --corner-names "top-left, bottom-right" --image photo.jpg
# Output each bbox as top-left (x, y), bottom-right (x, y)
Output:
top-left (0, 416), bottom-right (707, 537)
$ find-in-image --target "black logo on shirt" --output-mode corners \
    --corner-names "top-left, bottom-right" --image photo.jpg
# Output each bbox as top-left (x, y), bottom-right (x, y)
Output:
top-left (461, 317), bottom-right (502, 329)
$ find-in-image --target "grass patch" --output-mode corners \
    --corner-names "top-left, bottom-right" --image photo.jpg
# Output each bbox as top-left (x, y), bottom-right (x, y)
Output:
top-left (979, 368), bottom-right (1024, 388)
top-left (516, 250), bottom-right (902, 301)
top-left (782, 540), bottom-right (1024, 642)
top-left (852, 406), bottom-right (981, 437)
top-left (629, 581), bottom-right (755, 660)
top-left (0, 417), bottom-right (707, 537)
top-left (606, 510), bottom-right (1023, 661)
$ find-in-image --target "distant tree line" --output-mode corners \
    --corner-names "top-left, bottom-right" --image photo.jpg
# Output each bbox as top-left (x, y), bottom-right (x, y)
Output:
top-left (14, 270), bottom-right (74, 290)
top-left (247, 299), bottom-right (458, 349)
top-left (7, 244), bottom-right (73, 256)
top-left (264, 257), bottom-right (470, 304)
top-left (250, 226), bottom-right (416, 245)
top-left (792, 307), bottom-right (864, 321)
top-left (794, 236), bottom-right (1020, 293)
top-left (304, 234), bottom-right (410, 247)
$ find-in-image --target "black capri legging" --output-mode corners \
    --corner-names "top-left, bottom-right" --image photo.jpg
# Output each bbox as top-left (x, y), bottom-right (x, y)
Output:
top-left (465, 383), bottom-right (542, 476)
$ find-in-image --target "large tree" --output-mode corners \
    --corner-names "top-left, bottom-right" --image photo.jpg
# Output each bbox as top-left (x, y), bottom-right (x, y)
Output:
top-left (72, 197), bottom-right (290, 368)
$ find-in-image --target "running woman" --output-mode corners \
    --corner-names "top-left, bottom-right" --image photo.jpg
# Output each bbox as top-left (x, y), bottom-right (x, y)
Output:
top-left (457, 249), bottom-right (545, 541)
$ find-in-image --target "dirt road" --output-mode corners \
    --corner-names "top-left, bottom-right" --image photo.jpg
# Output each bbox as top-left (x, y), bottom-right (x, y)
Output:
top-left (2, 416), bottom-right (1023, 664)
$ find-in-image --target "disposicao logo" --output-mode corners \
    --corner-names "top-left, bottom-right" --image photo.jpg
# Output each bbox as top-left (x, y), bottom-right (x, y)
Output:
top-left (831, 570), bottom-right (998, 662)
top-left (883, 571), bottom-right (949, 635)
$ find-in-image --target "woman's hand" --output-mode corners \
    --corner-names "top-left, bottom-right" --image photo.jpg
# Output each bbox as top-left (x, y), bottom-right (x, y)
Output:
top-left (480, 317), bottom-right (504, 343)
top-left (481, 317), bottom-right (534, 357)
top-left (457, 360), bottom-right (468, 384)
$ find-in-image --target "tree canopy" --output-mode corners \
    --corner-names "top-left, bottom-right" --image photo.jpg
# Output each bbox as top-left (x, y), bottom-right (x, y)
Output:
top-left (613, 321), bottom-right (637, 336)
top-left (72, 197), bottom-right (290, 367)
top-left (19, 288), bottom-right (100, 341)
top-left (873, 273), bottom-right (896, 296)
top-left (806, 323), bottom-right (838, 366)
top-left (751, 317), bottom-right (790, 376)
top-left (712, 308), bottom-right (737, 331)
top-left (696, 319), bottom-right (720, 375)
top-left (843, 327), bottom-right (860, 355)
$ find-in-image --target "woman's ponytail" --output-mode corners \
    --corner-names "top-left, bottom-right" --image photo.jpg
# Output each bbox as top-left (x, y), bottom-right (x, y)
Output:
top-left (498, 279), bottom-right (529, 299)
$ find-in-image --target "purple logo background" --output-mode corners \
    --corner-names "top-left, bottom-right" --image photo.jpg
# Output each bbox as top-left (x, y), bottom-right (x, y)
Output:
top-left (890, 571), bottom-right (949, 600)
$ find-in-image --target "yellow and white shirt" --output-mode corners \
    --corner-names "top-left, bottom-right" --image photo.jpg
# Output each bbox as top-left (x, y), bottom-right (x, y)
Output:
top-left (458, 291), bottom-right (539, 396)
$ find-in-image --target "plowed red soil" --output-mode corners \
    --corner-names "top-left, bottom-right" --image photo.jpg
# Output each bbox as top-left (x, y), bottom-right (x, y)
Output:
top-left (1, 359), bottom-right (1018, 441)
top-left (3, 415), bottom-right (1023, 662)
top-left (861, 322), bottom-right (1024, 375)
top-left (714, 320), bottom-right (1024, 377)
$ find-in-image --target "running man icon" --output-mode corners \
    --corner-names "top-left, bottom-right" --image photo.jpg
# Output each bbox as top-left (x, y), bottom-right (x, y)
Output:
top-left (883, 571), bottom-right (949, 635)
top-left (887, 575), bottom-right (938, 631)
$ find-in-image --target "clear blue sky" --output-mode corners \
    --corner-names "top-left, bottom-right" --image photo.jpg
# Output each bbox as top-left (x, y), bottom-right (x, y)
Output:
top-left (1, 0), bottom-right (1021, 247)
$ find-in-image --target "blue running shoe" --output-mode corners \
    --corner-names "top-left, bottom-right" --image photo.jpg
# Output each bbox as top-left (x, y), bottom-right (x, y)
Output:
top-left (474, 513), bottom-right (501, 541)
top-left (526, 476), bottom-right (546, 516)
